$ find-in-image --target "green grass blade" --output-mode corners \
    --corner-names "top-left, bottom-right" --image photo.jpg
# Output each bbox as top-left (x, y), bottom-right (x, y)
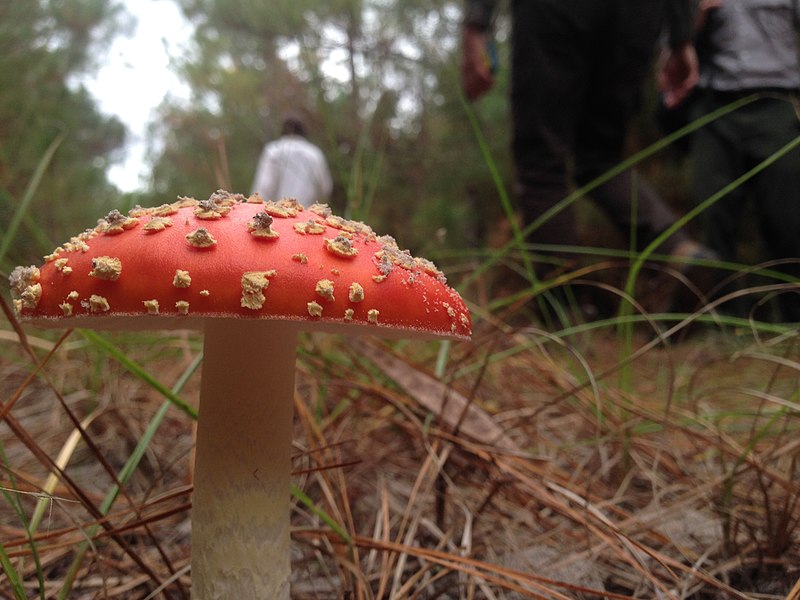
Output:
top-left (28, 411), bottom-right (102, 534)
top-left (78, 329), bottom-right (198, 419)
top-left (56, 348), bottom-right (202, 599)
top-left (0, 440), bottom-right (46, 598)
top-left (291, 483), bottom-right (354, 547)
top-left (624, 132), bottom-right (800, 298)
top-left (0, 132), bottom-right (64, 265)
top-left (462, 94), bottom-right (760, 290)
top-left (0, 541), bottom-right (28, 600)
top-left (459, 92), bottom-right (536, 285)
top-left (100, 351), bottom-right (203, 513)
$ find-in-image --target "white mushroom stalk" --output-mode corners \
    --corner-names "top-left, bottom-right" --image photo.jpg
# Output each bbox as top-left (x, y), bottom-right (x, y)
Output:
top-left (192, 319), bottom-right (296, 597)
top-left (9, 190), bottom-right (472, 598)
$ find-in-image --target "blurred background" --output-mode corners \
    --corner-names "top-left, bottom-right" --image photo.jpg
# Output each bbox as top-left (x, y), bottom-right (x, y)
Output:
top-left (3, 4), bottom-right (800, 598)
top-left (1, 0), bottom-right (691, 271)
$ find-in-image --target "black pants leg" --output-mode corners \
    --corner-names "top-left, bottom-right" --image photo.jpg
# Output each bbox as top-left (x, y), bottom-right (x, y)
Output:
top-left (510, 0), bottom-right (687, 257)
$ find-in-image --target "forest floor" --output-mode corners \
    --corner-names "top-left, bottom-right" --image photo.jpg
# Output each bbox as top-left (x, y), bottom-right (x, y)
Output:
top-left (1, 291), bottom-right (799, 599)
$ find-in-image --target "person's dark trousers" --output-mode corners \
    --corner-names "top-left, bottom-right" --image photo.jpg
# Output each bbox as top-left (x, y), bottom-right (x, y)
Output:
top-left (691, 92), bottom-right (800, 320)
top-left (510, 0), bottom-right (690, 262)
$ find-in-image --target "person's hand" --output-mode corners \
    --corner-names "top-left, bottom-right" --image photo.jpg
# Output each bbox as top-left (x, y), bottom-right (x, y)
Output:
top-left (658, 42), bottom-right (699, 109)
top-left (460, 26), bottom-right (495, 101)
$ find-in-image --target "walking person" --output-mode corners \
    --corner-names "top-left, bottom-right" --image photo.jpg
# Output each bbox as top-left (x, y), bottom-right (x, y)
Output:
top-left (252, 114), bottom-right (333, 208)
top-left (461, 0), bottom-right (715, 314)
top-left (688, 0), bottom-right (800, 320)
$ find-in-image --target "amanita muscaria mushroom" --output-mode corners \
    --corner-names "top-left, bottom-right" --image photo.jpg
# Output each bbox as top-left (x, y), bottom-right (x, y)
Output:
top-left (9, 190), bottom-right (471, 598)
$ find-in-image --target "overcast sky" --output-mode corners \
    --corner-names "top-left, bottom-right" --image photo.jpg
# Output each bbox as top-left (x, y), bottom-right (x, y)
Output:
top-left (82, 0), bottom-right (191, 192)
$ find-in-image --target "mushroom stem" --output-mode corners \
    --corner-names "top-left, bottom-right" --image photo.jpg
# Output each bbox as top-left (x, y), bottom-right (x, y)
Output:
top-left (191, 319), bottom-right (297, 599)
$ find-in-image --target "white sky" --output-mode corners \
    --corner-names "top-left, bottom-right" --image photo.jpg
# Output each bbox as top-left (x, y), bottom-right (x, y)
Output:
top-left (82, 0), bottom-right (192, 192)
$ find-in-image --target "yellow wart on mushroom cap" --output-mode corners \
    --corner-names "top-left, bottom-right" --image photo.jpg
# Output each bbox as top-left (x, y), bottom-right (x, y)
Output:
top-left (151, 203), bottom-right (180, 217)
top-left (325, 235), bottom-right (358, 258)
top-left (195, 198), bottom-right (233, 220)
top-left (307, 301), bottom-right (323, 317)
top-left (264, 198), bottom-right (302, 218)
top-left (308, 203), bottom-right (332, 218)
top-left (294, 219), bottom-right (326, 235)
top-left (98, 209), bottom-right (139, 235)
top-left (186, 228), bottom-right (217, 248)
top-left (127, 205), bottom-right (149, 218)
top-left (248, 212), bottom-right (280, 238)
top-left (44, 249), bottom-right (63, 262)
top-left (173, 270), bottom-right (192, 288)
top-left (9, 266), bottom-right (41, 301)
top-left (325, 215), bottom-right (358, 232)
top-left (315, 279), bottom-right (335, 302)
top-left (144, 216), bottom-right (173, 232)
top-left (54, 258), bottom-right (72, 274)
top-left (143, 299), bottom-right (160, 314)
top-left (64, 233), bottom-right (92, 254)
top-left (89, 257), bottom-right (122, 281)
top-left (86, 295), bottom-right (110, 313)
top-left (348, 282), bottom-right (364, 303)
top-left (241, 270), bottom-right (276, 310)
top-left (14, 284), bottom-right (42, 312)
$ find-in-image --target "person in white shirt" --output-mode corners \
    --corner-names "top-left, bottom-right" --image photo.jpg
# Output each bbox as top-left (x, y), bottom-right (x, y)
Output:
top-left (251, 115), bottom-right (333, 207)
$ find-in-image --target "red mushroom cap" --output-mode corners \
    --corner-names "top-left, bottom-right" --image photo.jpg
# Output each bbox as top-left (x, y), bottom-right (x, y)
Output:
top-left (9, 191), bottom-right (472, 340)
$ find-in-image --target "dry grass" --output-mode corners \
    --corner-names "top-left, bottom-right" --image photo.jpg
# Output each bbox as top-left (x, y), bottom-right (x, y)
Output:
top-left (1, 285), bottom-right (799, 599)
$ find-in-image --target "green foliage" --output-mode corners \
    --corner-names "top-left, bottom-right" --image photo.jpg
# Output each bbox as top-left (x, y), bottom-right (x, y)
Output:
top-left (0, 0), bottom-right (126, 267)
top-left (144, 0), bottom-right (512, 256)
